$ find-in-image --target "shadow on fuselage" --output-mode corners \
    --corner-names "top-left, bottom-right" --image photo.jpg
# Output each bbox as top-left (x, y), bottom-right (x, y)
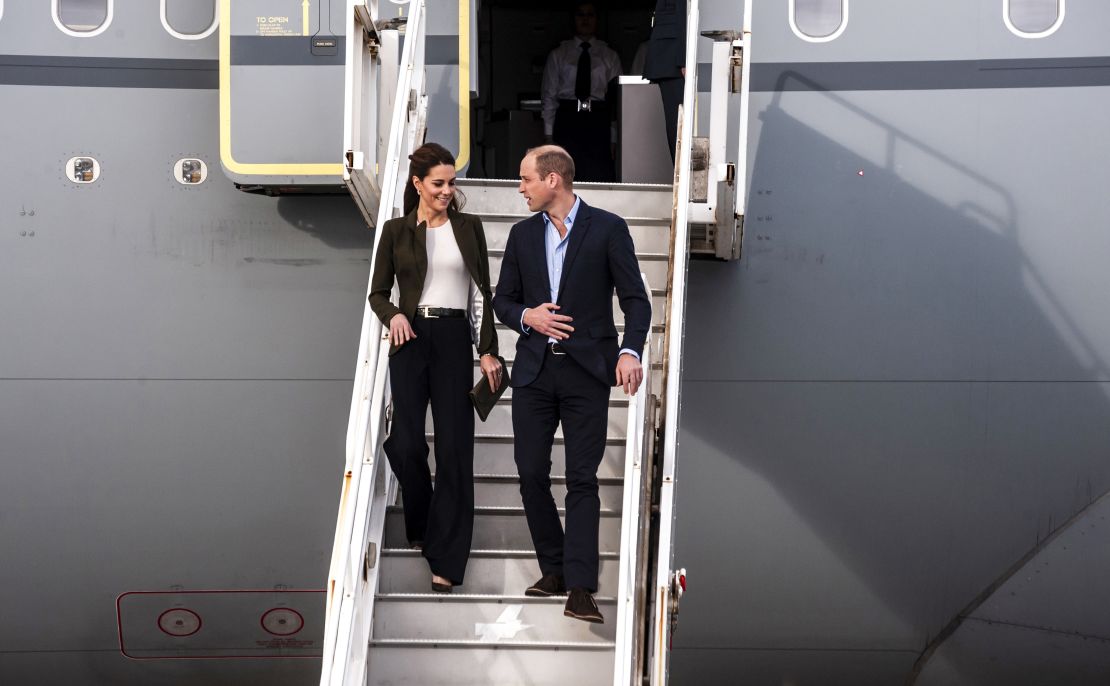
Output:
top-left (671, 70), bottom-right (1110, 684)
top-left (275, 194), bottom-right (373, 251)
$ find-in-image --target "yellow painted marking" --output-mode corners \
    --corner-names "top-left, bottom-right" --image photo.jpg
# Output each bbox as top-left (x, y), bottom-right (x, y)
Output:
top-left (455, 0), bottom-right (470, 171)
top-left (302, 0), bottom-right (310, 36)
top-left (220, 0), bottom-right (344, 176)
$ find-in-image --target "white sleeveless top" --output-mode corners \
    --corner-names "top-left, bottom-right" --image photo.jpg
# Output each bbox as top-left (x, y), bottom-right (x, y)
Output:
top-left (418, 220), bottom-right (470, 310)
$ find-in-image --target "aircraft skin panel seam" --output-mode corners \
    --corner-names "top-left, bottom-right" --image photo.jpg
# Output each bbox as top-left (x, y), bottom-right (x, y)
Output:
top-left (905, 487), bottom-right (1110, 684)
top-left (7, 55), bottom-right (1110, 92)
top-left (962, 616), bottom-right (1110, 644)
top-left (751, 57), bottom-right (1110, 92)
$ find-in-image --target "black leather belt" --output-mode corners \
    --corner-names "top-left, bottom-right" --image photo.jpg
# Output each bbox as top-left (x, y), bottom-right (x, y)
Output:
top-left (415, 306), bottom-right (465, 319)
top-left (548, 342), bottom-right (567, 356)
top-left (558, 98), bottom-right (606, 113)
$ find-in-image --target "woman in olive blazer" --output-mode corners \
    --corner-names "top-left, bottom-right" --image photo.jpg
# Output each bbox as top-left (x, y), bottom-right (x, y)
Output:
top-left (368, 143), bottom-right (501, 593)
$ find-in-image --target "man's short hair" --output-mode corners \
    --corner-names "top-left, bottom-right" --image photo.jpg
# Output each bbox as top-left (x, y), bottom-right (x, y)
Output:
top-left (528, 145), bottom-right (575, 189)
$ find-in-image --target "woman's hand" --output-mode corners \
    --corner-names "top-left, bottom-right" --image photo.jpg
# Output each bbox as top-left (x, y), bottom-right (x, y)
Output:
top-left (389, 313), bottom-right (416, 347)
top-left (479, 354), bottom-right (503, 392)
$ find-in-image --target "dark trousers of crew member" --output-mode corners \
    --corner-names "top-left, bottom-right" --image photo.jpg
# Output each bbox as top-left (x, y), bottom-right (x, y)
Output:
top-left (384, 315), bottom-right (475, 585)
top-left (554, 99), bottom-right (615, 183)
top-left (656, 77), bottom-right (684, 163)
top-left (512, 345), bottom-right (610, 592)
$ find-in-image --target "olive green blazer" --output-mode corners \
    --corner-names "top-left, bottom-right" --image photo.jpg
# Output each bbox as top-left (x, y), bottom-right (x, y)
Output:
top-left (368, 208), bottom-right (498, 358)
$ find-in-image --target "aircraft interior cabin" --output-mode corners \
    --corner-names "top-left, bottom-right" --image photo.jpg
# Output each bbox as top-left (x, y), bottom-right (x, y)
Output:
top-left (469, 0), bottom-right (674, 183)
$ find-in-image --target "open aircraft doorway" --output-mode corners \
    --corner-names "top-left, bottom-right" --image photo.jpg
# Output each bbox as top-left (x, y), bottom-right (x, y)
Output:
top-left (469, 0), bottom-right (673, 182)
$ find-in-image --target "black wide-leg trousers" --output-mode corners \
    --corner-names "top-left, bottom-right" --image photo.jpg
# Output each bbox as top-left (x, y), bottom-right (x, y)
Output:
top-left (512, 348), bottom-right (610, 592)
top-left (384, 316), bottom-right (475, 585)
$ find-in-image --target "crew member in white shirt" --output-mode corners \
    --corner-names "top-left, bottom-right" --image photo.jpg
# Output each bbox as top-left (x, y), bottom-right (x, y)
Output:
top-left (540, 2), bottom-right (623, 182)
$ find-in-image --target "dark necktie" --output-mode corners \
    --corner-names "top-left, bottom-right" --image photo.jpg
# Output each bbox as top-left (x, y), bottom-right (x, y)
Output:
top-left (575, 41), bottom-right (591, 102)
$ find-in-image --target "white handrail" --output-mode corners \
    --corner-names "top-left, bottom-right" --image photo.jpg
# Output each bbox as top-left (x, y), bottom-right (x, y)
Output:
top-left (734, 0), bottom-right (754, 225)
top-left (650, 0), bottom-right (700, 682)
top-left (613, 276), bottom-right (654, 686)
top-left (320, 2), bottom-right (426, 684)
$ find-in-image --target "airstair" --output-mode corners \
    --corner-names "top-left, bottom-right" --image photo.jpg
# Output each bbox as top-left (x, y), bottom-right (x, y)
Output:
top-left (358, 178), bottom-right (668, 684)
top-left (321, 1), bottom-right (751, 683)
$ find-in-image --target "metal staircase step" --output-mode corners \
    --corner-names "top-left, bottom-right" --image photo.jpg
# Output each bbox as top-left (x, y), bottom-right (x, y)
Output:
top-left (384, 507), bottom-right (623, 550)
top-left (433, 397), bottom-right (633, 437)
top-left (458, 432), bottom-right (626, 446)
top-left (377, 549), bottom-right (619, 595)
top-left (473, 475), bottom-right (623, 509)
top-left (400, 476), bottom-right (623, 511)
top-left (371, 594), bottom-right (617, 644)
top-left (443, 442), bottom-right (626, 479)
top-left (458, 177), bottom-right (673, 219)
top-left (366, 644), bottom-right (616, 686)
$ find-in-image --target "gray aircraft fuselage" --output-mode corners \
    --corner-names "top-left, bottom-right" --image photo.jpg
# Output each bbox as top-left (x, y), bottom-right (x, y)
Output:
top-left (4, 1), bottom-right (1110, 685)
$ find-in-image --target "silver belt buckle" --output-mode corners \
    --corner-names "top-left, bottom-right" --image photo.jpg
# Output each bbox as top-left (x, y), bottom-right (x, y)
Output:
top-left (418, 306), bottom-right (437, 318)
top-left (549, 342), bottom-right (567, 356)
top-left (577, 99), bottom-right (591, 112)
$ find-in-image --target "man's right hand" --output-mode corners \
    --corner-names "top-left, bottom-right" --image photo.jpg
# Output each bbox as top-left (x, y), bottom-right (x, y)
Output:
top-left (389, 313), bottom-right (417, 346)
top-left (523, 303), bottom-right (574, 340)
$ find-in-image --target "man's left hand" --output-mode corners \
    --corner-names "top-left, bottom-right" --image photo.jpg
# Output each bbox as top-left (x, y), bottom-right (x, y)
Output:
top-left (616, 353), bottom-right (643, 396)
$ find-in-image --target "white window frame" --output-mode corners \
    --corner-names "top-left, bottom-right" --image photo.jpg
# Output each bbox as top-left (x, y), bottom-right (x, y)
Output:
top-left (52, 0), bottom-right (114, 38)
top-left (788, 0), bottom-right (848, 43)
top-left (174, 158), bottom-right (209, 185)
top-left (66, 156), bottom-right (101, 184)
top-left (1003, 0), bottom-right (1064, 38)
top-left (160, 0), bottom-right (219, 41)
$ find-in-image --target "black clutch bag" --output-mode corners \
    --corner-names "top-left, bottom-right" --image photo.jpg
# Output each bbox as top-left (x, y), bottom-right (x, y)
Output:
top-left (470, 355), bottom-right (510, 422)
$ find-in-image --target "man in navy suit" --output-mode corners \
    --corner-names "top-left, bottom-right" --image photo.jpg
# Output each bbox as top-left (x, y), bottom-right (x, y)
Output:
top-left (493, 145), bottom-right (652, 623)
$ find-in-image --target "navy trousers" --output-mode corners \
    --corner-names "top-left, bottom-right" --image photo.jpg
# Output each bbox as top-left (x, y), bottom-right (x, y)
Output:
top-left (512, 346), bottom-right (611, 592)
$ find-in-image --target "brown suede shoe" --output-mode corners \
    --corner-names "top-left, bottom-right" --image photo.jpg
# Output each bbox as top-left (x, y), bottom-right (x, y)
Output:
top-left (564, 588), bottom-right (604, 623)
top-left (525, 573), bottom-right (566, 597)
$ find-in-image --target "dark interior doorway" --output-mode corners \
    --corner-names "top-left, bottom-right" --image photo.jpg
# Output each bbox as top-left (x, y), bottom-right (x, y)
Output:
top-left (469, 0), bottom-right (654, 179)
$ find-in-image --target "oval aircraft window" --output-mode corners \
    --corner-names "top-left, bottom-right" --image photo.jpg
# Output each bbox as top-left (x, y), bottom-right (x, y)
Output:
top-left (1005, 0), bottom-right (1064, 38)
top-left (174, 158), bottom-right (208, 185)
top-left (53, 0), bottom-right (113, 37)
top-left (161, 0), bottom-right (218, 40)
top-left (789, 0), bottom-right (848, 43)
top-left (66, 156), bottom-right (101, 184)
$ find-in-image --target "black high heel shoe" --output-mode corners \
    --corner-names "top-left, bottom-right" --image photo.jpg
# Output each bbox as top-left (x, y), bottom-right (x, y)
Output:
top-left (431, 576), bottom-right (453, 593)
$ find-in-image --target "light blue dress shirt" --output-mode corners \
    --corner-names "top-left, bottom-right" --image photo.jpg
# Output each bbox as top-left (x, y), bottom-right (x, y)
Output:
top-left (521, 196), bottom-right (639, 360)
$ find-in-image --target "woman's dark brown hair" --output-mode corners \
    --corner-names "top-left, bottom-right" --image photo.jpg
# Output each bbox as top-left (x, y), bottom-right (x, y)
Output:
top-left (403, 142), bottom-right (466, 215)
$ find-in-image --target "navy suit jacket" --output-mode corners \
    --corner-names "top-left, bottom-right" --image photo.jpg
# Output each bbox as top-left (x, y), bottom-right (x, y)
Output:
top-left (493, 200), bottom-right (652, 388)
top-left (643, 0), bottom-right (686, 83)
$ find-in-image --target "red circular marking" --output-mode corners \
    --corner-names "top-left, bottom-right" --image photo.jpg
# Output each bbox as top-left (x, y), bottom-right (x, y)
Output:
top-left (260, 607), bottom-right (305, 637)
top-left (156, 608), bottom-right (202, 637)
